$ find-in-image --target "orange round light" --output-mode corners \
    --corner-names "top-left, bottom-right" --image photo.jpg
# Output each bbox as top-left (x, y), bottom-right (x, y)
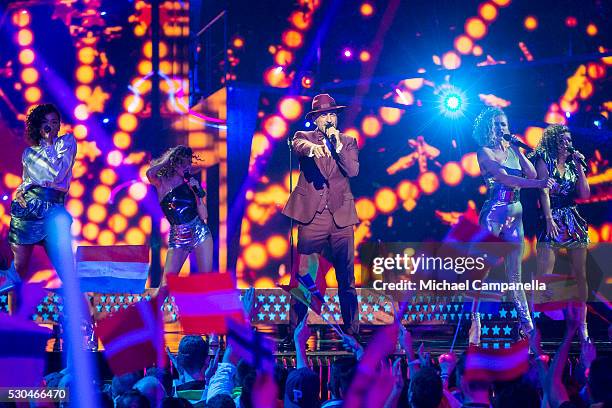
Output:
top-left (125, 227), bottom-right (146, 245)
top-left (360, 2), bottom-right (374, 17)
top-left (109, 214), bottom-right (128, 234)
top-left (24, 87), bottom-right (41, 103)
top-left (66, 199), bottom-right (84, 217)
top-left (524, 16), bottom-right (538, 31)
top-left (100, 168), bottom-right (118, 185)
top-left (118, 113), bottom-right (138, 132)
top-left (441, 162), bottom-right (463, 186)
top-left (396, 180), bottom-right (420, 200)
top-left (87, 203), bottom-right (107, 223)
top-left (524, 127), bottom-right (544, 148)
top-left (251, 132), bottom-right (270, 157)
top-left (460, 152), bottom-right (480, 177)
top-left (359, 50), bottom-right (371, 62)
top-left (289, 11), bottom-right (310, 30)
top-left (246, 203), bottom-right (266, 222)
top-left (128, 182), bottom-right (148, 201)
top-left (75, 85), bottom-right (92, 101)
top-left (586, 63), bottom-right (606, 80)
top-left (472, 45), bottom-right (483, 57)
top-left (418, 171), bottom-right (439, 194)
top-left (21, 67), bottom-right (38, 84)
top-left (143, 41), bottom-right (153, 59)
top-left (282, 30), bottom-right (303, 48)
top-left (82, 223), bottom-right (100, 241)
top-left (491, 0), bottom-right (511, 6)
top-left (379, 107), bottom-right (402, 125)
top-left (274, 49), bottom-right (294, 66)
top-left (233, 37), bottom-right (244, 48)
top-left (465, 17), bottom-right (487, 40)
top-left (139, 216), bottom-right (152, 234)
top-left (119, 197), bottom-right (138, 217)
top-left (264, 115), bottom-right (288, 139)
top-left (361, 115), bottom-right (382, 137)
top-left (18, 49), bottom-right (35, 65)
top-left (12, 10), bottom-right (31, 27)
top-left (355, 198), bottom-right (376, 221)
top-left (107, 150), bottom-right (123, 167)
top-left (454, 35), bottom-right (473, 55)
top-left (97, 230), bottom-right (116, 246)
top-left (93, 185), bottom-right (111, 204)
top-left (159, 41), bottom-right (168, 58)
top-left (74, 104), bottom-right (89, 121)
top-left (123, 94), bottom-right (144, 113)
top-left (586, 24), bottom-right (598, 37)
top-left (403, 78), bottom-right (424, 90)
top-left (78, 47), bottom-right (96, 64)
top-left (374, 188), bottom-right (398, 214)
top-left (17, 29), bottom-right (33, 46)
top-left (243, 243), bottom-right (268, 270)
top-left (159, 60), bottom-right (172, 75)
top-left (76, 65), bottom-right (95, 84)
top-left (138, 60), bottom-right (153, 75)
top-left (113, 131), bottom-right (132, 149)
top-left (279, 97), bottom-right (303, 120)
top-left (266, 235), bottom-right (288, 259)
top-left (478, 3), bottom-right (498, 21)
top-left (4, 173), bottom-right (22, 189)
top-left (442, 51), bottom-right (461, 70)
top-left (69, 180), bottom-right (85, 198)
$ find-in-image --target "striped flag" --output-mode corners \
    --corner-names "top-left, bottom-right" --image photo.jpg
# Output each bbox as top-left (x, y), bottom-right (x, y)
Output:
top-left (167, 273), bottom-right (244, 334)
top-left (0, 315), bottom-right (50, 386)
top-left (463, 289), bottom-right (503, 314)
top-left (96, 298), bottom-right (165, 376)
top-left (532, 274), bottom-right (579, 312)
top-left (279, 250), bottom-right (329, 314)
top-left (76, 245), bottom-right (149, 293)
top-left (226, 318), bottom-right (276, 373)
top-left (465, 339), bottom-right (529, 382)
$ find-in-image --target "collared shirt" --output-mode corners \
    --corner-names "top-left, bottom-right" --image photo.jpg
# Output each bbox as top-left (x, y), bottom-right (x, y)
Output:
top-left (308, 129), bottom-right (344, 157)
top-left (18, 134), bottom-right (77, 193)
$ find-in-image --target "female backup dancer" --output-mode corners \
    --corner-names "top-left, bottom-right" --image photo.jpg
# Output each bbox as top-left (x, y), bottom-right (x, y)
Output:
top-left (470, 107), bottom-right (554, 344)
top-left (147, 145), bottom-right (213, 281)
top-left (8, 103), bottom-right (77, 295)
top-left (533, 124), bottom-right (590, 341)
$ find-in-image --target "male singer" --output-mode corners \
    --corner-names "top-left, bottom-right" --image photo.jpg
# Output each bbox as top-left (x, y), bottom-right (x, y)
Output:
top-left (282, 94), bottom-right (360, 335)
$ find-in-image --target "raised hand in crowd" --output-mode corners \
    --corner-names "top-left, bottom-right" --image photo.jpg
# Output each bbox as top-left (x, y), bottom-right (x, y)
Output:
top-left (294, 314), bottom-right (311, 369)
top-left (342, 333), bottom-right (365, 360)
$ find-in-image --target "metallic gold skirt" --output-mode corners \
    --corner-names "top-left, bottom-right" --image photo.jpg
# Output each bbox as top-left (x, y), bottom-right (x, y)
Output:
top-left (168, 217), bottom-right (211, 251)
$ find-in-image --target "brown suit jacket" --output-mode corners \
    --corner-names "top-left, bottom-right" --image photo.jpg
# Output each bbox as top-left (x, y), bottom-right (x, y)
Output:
top-left (282, 129), bottom-right (359, 227)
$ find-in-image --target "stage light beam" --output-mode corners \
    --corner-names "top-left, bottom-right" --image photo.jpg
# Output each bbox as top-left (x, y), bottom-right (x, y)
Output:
top-left (437, 85), bottom-right (468, 119)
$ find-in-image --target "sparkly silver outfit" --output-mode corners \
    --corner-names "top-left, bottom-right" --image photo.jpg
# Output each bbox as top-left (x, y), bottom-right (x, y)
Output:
top-left (479, 147), bottom-right (533, 333)
top-left (168, 216), bottom-right (211, 251)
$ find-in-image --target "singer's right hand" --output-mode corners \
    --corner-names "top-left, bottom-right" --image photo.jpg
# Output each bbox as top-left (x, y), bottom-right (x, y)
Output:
top-left (309, 142), bottom-right (330, 158)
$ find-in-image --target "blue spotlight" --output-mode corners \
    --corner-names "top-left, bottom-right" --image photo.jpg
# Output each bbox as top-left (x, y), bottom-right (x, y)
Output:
top-left (102, 117), bottom-right (110, 124)
top-left (305, 121), bottom-right (311, 128)
top-left (437, 84), bottom-right (467, 119)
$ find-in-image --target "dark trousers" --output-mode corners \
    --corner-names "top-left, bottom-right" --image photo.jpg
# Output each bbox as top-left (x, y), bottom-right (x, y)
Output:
top-left (293, 208), bottom-right (359, 334)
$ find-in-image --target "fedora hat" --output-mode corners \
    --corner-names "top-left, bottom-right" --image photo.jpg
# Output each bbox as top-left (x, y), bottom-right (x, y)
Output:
top-left (305, 94), bottom-right (346, 120)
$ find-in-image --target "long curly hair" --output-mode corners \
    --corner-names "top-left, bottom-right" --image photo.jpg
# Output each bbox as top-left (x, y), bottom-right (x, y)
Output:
top-left (534, 124), bottom-right (569, 164)
top-left (150, 145), bottom-right (201, 179)
top-left (472, 107), bottom-right (505, 147)
top-left (25, 104), bottom-right (61, 146)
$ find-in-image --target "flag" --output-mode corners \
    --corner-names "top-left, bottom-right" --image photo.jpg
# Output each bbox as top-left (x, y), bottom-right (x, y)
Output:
top-left (463, 288), bottom-right (503, 315)
top-left (465, 339), bottom-right (529, 382)
top-left (532, 274), bottom-right (579, 313)
top-left (76, 245), bottom-right (150, 293)
top-left (226, 317), bottom-right (276, 373)
top-left (96, 298), bottom-right (165, 376)
top-left (0, 316), bottom-right (50, 387)
top-left (279, 250), bottom-right (329, 314)
top-left (167, 273), bottom-right (244, 334)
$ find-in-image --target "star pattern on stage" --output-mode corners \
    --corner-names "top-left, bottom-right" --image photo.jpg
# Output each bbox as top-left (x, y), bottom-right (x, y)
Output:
top-left (502, 325), bottom-right (512, 335)
top-left (492, 325), bottom-right (501, 335)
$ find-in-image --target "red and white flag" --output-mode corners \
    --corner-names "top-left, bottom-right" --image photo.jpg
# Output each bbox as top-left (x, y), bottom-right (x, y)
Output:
top-left (96, 298), bottom-right (165, 376)
top-left (532, 274), bottom-right (579, 313)
top-left (167, 273), bottom-right (244, 334)
top-left (76, 245), bottom-right (149, 293)
top-left (465, 340), bottom-right (529, 382)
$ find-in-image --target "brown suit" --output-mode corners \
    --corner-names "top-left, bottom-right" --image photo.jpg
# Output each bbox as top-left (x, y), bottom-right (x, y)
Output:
top-left (282, 128), bottom-right (360, 333)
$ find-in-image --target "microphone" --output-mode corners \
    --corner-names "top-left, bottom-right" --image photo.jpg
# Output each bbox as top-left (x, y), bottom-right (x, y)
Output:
top-left (567, 146), bottom-right (587, 168)
top-left (324, 122), bottom-right (336, 146)
top-left (502, 134), bottom-right (532, 152)
top-left (183, 170), bottom-right (206, 198)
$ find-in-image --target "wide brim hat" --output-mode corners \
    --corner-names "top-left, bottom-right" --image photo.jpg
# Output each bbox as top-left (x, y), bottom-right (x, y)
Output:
top-left (305, 93), bottom-right (346, 120)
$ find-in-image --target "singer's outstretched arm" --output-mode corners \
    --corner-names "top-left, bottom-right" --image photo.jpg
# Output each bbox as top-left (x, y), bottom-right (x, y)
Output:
top-left (336, 136), bottom-right (359, 177)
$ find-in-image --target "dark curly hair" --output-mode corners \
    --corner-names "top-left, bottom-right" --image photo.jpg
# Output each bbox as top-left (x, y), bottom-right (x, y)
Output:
top-left (534, 124), bottom-right (570, 165)
top-left (472, 106), bottom-right (506, 147)
top-left (150, 145), bottom-right (202, 179)
top-left (25, 103), bottom-right (61, 146)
